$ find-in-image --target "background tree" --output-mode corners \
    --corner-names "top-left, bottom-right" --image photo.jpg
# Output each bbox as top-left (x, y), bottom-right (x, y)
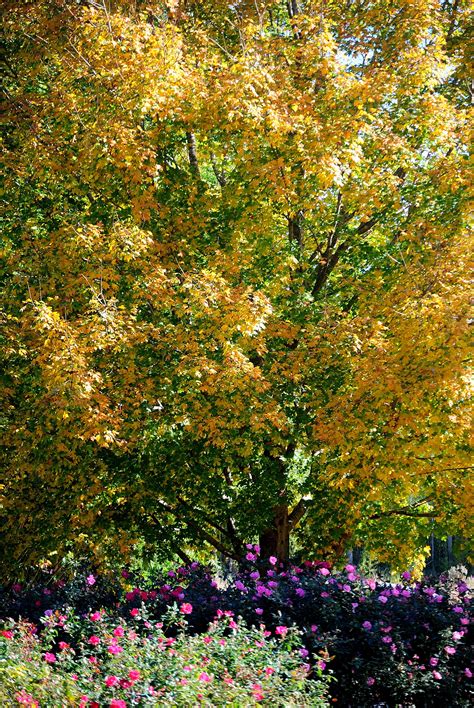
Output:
top-left (1, 0), bottom-right (472, 577)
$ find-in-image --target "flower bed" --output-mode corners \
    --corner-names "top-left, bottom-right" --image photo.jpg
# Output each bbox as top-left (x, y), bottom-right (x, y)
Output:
top-left (1, 556), bottom-right (472, 706)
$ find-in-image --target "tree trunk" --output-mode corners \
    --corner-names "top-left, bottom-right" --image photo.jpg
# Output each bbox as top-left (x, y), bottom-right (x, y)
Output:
top-left (259, 504), bottom-right (290, 562)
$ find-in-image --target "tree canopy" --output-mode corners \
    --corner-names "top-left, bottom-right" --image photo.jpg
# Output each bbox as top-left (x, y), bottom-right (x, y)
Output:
top-left (1, 0), bottom-right (472, 577)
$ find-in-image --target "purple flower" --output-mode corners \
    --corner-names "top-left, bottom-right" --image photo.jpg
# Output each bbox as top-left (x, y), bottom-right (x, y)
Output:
top-left (401, 571), bottom-right (411, 581)
top-left (255, 608), bottom-right (263, 615)
top-left (367, 677), bottom-right (375, 686)
top-left (464, 668), bottom-right (472, 678)
top-left (299, 647), bottom-right (309, 658)
top-left (235, 580), bottom-right (246, 592)
top-left (250, 571), bottom-right (260, 580)
top-left (378, 595), bottom-right (388, 604)
top-left (86, 575), bottom-right (96, 586)
top-left (362, 621), bottom-right (372, 630)
top-left (296, 588), bottom-right (306, 598)
top-left (246, 552), bottom-right (256, 562)
top-left (44, 610), bottom-right (53, 617)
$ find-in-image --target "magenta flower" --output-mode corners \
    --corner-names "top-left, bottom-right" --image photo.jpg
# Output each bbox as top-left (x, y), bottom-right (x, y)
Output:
top-left (105, 675), bottom-right (119, 687)
top-left (180, 602), bottom-right (193, 615)
top-left (129, 669), bottom-right (140, 681)
top-left (86, 574), bottom-right (96, 586)
top-left (44, 652), bottom-right (56, 663)
top-left (90, 611), bottom-right (101, 621)
top-left (198, 672), bottom-right (212, 682)
top-left (110, 700), bottom-right (127, 708)
top-left (246, 552), bottom-right (257, 561)
top-left (367, 677), bottom-right (375, 686)
top-left (432, 671), bottom-right (442, 680)
top-left (108, 644), bottom-right (123, 655)
top-left (269, 556), bottom-right (277, 565)
top-left (113, 626), bottom-right (124, 637)
top-left (88, 635), bottom-right (100, 645)
top-left (464, 668), bottom-right (473, 678)
top-left (362, 621), bottom-right (372, 630)
top-left (275, 625), bottom-right (288, 637)
top-left (255, 607), bottom-right (264, 615)
top-left (130, 608), bottom-right (139, 617)
top-left (429, 657), bottom-right (438, 666)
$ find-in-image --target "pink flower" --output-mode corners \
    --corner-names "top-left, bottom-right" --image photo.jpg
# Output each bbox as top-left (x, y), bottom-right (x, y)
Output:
top-left (128, 670), bottom-right (140, 681)
top-left (265, 667), bottom-right (275, 676)
top-left (44, 652), bottom-right (56, 663)
top-left (464, 668), bottom-right (473, 678)
top-left (401, 571), bottom-right (411, 581)
top-left (444, 646), bottom-right (456, 655)
top-left (113, 626), bottom-right (125, 637)
top-left (345, 564), bottom-right (355, 573)
top-left (275, 626), bottom-right (288, 637)
top-left (430, 657), bottom-right (438, 666)
top-left (59, 641), bottom-right (69, 650)
top-left (108, 644), bottom-right (123, 655)
top-left (180, 603), bottom-right (193, 615)
top-left (198, 672), bottom-right (212, 682)
top-left (88, 635), bottom-right (100, 646)
top-left (367, 677), bottom-right (375, 686)
top-left (269, 556), bottom-right (277, 565)
top-left (246, 552), bottom-right (257, 561)
top-left (319, 567), bottom-right (330, 576)
top-left (432, 671), bottom-right (442, 680)
top-left (130, 608), bottom-right (139, 617)
top-left (255, 607), bottom-right (264, 615)
top-left (452, 631), bottom-right (462, 641)
top-left (109, 701), bottom-right (127, 708)
top-left (1, 630), bottom-right (13, 639)
top-left (105, 676), bottom-right (119, 687)
top-left (317, 660), bottom-right (326, 671)
top-left (86, 575), bottom-right (96, 586)
top-left (378, 595), bottom-right (388, 604)
top-left (90, 612), bottom-right (102, 621)
top-left (203, 636), bottom-right (213, 644)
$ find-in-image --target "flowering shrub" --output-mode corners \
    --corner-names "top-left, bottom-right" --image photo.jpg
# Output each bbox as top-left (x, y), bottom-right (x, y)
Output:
top-left (0, 609), bottom-right (329, 706)
top-left (1, 556), bottom-right (472, 706)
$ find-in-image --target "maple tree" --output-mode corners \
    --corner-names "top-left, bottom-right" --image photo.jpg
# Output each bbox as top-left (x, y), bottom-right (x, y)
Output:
top-left (1, 0), bottom-right (472, 577)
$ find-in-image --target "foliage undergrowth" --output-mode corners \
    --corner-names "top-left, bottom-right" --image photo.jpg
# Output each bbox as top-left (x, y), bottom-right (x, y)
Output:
top-left (1, 555), bottom-right (472, 707)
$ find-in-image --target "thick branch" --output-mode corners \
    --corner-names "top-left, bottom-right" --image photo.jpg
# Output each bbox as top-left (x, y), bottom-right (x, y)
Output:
top-left (288, 497), bottom-right (311, 527)
top-left (186, 131), bottom-right (200, 178)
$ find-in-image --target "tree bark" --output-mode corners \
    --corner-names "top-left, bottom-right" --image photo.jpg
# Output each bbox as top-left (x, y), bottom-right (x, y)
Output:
top-left (259, 504), bottom-right (290, 561)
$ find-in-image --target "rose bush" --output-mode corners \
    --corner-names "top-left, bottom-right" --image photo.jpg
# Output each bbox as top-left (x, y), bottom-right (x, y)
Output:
top-left (1, 556), bottom-right (472, 706)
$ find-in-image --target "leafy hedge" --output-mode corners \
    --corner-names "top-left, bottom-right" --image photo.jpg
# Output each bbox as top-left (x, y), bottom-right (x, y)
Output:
top-left (1, 555), bottom-right (472, 706)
